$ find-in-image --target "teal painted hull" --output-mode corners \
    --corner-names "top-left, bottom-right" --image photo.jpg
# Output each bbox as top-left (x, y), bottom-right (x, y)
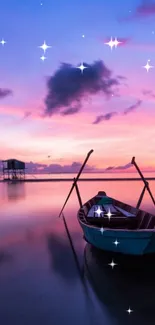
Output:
top-left (80, 221), bottom-right (155, 255)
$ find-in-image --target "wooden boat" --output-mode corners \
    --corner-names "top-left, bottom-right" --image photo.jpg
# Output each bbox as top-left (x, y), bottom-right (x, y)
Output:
top-left (59, 150), bottom-right (155, 256)
top-left (77, 191), bottom-right (155, 255)
top-left (76, 156), bottom-right (155, 256)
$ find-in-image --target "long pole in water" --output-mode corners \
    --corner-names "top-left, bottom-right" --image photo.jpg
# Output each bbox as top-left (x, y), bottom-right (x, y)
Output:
top-left (74, 178), bottom-right (83, 208)
top-left (131, 156), bottom-right (155, 206)
top-left (58, 149), bottom-right (94, 218)
top-left (62, 213), bottom-right (100, 325)
top-left (62, 213), bottom-right (87, 288)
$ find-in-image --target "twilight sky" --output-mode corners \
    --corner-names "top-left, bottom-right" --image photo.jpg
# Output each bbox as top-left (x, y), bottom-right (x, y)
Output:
top-left (1, 0), bottom-right (155, 173)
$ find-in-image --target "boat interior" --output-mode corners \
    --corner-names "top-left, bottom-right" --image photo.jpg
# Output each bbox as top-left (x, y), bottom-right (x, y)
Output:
top-left (78, 191), bottom-right (155, 230)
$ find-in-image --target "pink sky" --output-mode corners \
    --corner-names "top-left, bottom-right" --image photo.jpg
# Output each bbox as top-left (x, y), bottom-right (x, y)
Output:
top-left (1, 0), bottom-right (155, 172)
top-left (1, 92), bottom-right (155, 171)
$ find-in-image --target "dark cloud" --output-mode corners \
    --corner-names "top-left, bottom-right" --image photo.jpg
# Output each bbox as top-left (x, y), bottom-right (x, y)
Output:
top-left (123, 99), bottom-right (142, 115)
top-left (23, 160), bottom-right (134, 175)
top-left (25, 161), bottom-right (95, 174)
top-left (0, 88), bottom-right (12, 98)
top-left (135, 0), bottom-right (155, 18)
top-left (119, 0), bottom-right (155, 21)
top-left (1, 159), bottom-right (153, 176)
top-left (93, 112), bottom-right (117, 124)
top-left (26, 162), bottom-right (47, 174)
top-left (105, 163), bottom-right (132, 171)
top-left (105, 166), bottom-right (114, 171)
top-left (61, 105), bottom-right (80, 116)
top-left (114, 163), bottom-right (132, 170)
top-left (44, 60), bottom-right (120, 116)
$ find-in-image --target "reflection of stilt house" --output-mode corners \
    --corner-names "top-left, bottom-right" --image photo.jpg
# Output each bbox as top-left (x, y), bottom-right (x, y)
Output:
top-left (2, 159), bottom-right (25, 180)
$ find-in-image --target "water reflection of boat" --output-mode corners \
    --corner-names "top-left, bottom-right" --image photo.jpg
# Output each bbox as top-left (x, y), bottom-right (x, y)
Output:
top-left (84, 243), bottom-right (155, 325)
top-left (78, 190), bottom-right (155, 255)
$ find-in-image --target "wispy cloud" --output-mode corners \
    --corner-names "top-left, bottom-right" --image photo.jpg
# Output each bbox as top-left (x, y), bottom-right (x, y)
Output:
top-left (22, 111), bottom-right (32, 120)
top-left (135, 0), bottom-right (155, 18)
top-left (93, 112), bottom-right (117, 124)
top-left (24, 160), bottom-right (134, 174)
top-left (25, 161), bottom-right (95, 174)
top-left (142, 89), bottom-right (155, 98)
top-left (92, 99), bottom-right (142, 125)
top-left (119, 0), bottom-right (155, 21)
top-left (61, 105), bottom-right (80, 116)
top-left (123, 99), bottom-right (142, 115)
top-left (44, 60), bottom-right (121, 117)
top-left (105, 163), bottom-right (132, 171)
top-left (0, 88), bottom-right (12, 99)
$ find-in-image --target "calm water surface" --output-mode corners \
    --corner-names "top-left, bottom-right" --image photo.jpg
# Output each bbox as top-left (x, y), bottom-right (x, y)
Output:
top-left (0, 174), bottom-right (155, 325)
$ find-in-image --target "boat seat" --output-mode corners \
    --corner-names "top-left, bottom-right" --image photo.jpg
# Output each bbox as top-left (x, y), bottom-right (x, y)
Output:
top-left (81, 199), bottom-right (155, 230)
top-left (85, 215), bottom-right (136, 229)
top-left (85, 204), bottom-right (137, 229)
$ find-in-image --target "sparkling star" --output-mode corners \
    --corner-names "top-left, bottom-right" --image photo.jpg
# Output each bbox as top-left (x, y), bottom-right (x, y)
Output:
top-left (105, 37), bottom-right (114, 50)
top-left (77, 63), bottom-right (87, 73)
top-left (82, 34), bottom-right (85, 38)
top-left (40, 55), bottom-right (46, 61)
top-left (113, 37), bottom-right (122, 48)
top-left (39, 41), bottom-right (51, 53)
top-left (113, 239), bottom-right (120, 246)
top-left (100, 227), bottom-right (104, 234)
top-left (95, 206), bottom-right (103, 217)
top-left (104, 37), bottom-right (121, 50)
top-left (126, 307), bottom-right (133, 314)
top-left (152, 31), bottom-right (154, 34)
top-left (0, 39), bottom-right (6, 46)
top-left (108, 260), bottom-right (117, 269)
top-left (105, 208), bottom-right (113, 221)
top-left (143, 59), bottom-right (153, 72)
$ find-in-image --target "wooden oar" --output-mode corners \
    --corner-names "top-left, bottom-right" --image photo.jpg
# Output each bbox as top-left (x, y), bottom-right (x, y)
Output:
top-left (58, 149), bottom-right (94, 218)
top-left (131, 156), bottom-right (155, 206)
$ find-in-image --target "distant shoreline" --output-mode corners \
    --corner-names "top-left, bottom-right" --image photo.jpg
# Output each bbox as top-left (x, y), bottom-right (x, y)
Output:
top-left (1, 177), bottom-right (155, 182)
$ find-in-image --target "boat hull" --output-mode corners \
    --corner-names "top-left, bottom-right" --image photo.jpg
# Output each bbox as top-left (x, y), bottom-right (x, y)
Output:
top-left (79, 220), bottom-right (155, 255)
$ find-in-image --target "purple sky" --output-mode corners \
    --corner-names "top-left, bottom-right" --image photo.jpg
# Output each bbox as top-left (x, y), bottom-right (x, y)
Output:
top-left (1, 0), bottom-right (155, 173)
